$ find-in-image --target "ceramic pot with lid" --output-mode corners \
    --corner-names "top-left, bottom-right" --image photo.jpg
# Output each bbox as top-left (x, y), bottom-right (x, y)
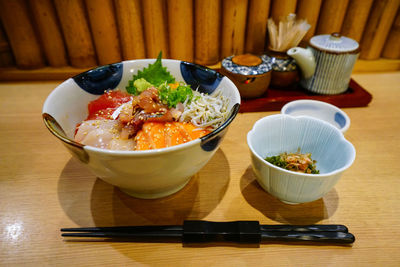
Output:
top-left (287, 33), bottom-right (360, 95)
top-left (220, 54), bottom-right (272, 98)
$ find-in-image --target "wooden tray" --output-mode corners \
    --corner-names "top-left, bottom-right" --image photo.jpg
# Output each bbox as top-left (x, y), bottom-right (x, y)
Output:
top-left (239, 79), bottom-right (373, 113)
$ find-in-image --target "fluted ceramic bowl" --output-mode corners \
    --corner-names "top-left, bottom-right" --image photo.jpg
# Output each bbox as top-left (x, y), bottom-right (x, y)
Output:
top-left (43, 59), bottom-right (240, 199)
top-left (247, 114), bottom-right (355, 204)
top-left (281, 100), bottom-right (351, 133)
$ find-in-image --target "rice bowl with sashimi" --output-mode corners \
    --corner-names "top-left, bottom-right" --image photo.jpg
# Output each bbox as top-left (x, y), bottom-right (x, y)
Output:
top-left (42, 55), bottom-right (240, 198)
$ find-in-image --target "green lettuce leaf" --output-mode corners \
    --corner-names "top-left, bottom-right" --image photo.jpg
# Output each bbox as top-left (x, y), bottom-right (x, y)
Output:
top-left (126, 52), bottom-right (175, 95)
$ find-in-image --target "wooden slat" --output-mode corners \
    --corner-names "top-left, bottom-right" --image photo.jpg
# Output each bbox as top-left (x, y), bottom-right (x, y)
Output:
top-left (167, 0), bottom-right (194, 61)
top-left (53, 0), bottom-right (97, 67)
top-left (340, 0), bottom-right (374, 43)
top-left (221, 0), bottom-right (249, 58)
top-left (360, 0), bottom-right (400, 60)
top-left (296, 0), bottom-right (322, 43)
top-left (316, 0), bottom-right (350, 35)
top-left (28, 0), bottom-right (68, 67)
top-left (0, 22), bottom-right (14, 67)
top-left (194, 0), bottom-right (221, 65)
top-left (85, 0), bottom-right (121, 65)
top-left (142, 0), bottom-right (169, 58)
top-left (0, 0), bottom-right (45, 69)
top-left (245, 0), bottom-right (271, 54)
top-left (270, 0), bottom-right (297, 23)
top-left (114, 0), bottom-right (146, 60)
top-left (382, 10), bottom-right (400, 59)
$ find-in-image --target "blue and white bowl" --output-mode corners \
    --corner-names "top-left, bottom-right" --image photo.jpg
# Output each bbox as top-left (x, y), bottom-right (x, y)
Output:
top-left (247, 114), bottom-right (355, 204)
top-left (281, 100), bottom-right (350, 133)
top-left (43, 59), bottom-right (241, 199)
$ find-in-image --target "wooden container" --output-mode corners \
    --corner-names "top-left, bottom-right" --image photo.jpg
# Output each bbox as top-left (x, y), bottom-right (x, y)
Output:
top-left (114, 0), bottom-right (146, 60)
top-left (85, 0), bottom-right (122, 65)
top-left (245, 0), bottom-right (270, 54)
top-left (0, 0), bottom-right (45, 69)
top-left (194, 0), bottom-right (221, 65)
top-left (54, 0), bottom-right (97, 67)
top-left (28, 0), bottom-right (68, 67)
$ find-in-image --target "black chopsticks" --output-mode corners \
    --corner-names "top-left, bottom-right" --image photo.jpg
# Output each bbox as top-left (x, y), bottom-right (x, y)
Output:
top-left (61, 220), bottom-right (355, 244)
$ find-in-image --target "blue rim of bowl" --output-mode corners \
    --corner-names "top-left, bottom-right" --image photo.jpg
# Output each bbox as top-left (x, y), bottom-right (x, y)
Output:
top-left (43, 59), bottom-right (240, 155)
top-left (281, 100), bottom-right (350, 133)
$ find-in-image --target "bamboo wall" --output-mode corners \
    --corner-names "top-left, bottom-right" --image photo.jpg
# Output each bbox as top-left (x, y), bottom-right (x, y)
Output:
top-left (0, 0), bottom-right (399, 71)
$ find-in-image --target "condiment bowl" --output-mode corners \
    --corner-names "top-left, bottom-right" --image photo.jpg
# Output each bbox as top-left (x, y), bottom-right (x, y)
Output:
top-left (281, 100), bottom-right (350, 133)
top-left (43, 59), bottom-right (240, 199)
top-left (247, 114), bottom-right (355, 204)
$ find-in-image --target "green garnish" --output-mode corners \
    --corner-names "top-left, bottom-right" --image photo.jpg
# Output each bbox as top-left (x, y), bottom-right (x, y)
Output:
top-left (126, 51), bottom-right (175, 95)
top-left (133, 78), bottom-right (153, 93)
top-left (265, 150), bottom-right (320, 174)
top-left (158, 82), bottom-right (193, 108)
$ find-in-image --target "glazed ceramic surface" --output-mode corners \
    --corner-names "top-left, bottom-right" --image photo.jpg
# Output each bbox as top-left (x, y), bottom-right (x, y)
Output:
top-left (247, 114), bottom-right (355, 204)
top-left (43, 59), bottom-right (241, 199)
top-left (281, 100), bottom-right (350, 133)
top-left (288, 33), bottom-right (359, 95)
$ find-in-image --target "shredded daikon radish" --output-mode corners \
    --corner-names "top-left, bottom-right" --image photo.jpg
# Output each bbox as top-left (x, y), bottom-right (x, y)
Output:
top-left (180, 90), bottom-right (229, 129)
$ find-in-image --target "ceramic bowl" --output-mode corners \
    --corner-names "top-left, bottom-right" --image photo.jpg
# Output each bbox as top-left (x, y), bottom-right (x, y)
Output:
top-left (281, 100), bottom-right (350, 133)
top-left (220, 54), bottom-right (272, 98)
top-left (43, 59), bottom-right (240, 199)
top-left (247, 114), bottom-right (356, 204)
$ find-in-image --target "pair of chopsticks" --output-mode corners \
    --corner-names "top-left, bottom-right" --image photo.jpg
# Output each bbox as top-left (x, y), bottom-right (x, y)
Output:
top-left (61, 220), bottom-right (355, 245)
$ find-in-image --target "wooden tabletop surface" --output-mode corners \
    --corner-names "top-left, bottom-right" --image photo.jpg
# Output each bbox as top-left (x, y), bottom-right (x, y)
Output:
top-left (1, 72), bottom-right (399, 266)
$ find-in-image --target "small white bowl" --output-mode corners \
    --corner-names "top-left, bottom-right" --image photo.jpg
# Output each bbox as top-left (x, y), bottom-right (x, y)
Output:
top-left (281, 100), bottom-right (350, 133)
top-left (247, 114), bottom-right (356, 204)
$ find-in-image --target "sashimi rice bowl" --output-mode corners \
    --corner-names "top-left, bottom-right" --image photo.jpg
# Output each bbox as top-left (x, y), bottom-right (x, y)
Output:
top-left (43, 54), bottom-right (241, 199)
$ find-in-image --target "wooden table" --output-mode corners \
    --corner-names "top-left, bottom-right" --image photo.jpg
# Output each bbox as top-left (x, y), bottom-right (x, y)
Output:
top-left (1, 72), bottom-right (399, 266)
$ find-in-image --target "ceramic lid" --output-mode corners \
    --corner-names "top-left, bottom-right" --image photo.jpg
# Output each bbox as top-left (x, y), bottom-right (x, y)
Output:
top-left (310, 33), bottom-right (359, 53)
top-left (222, 54), bottom-right (272, 75)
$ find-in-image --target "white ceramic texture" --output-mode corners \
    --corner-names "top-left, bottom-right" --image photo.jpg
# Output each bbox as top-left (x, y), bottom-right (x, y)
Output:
top-left (281, 100), bottom-right (350, 133)
top-left (247, 114), bottom-right (356, 204)
top-left (43, 59), bottom-right (241, 199)
top-left (287, 33), bottom-right (359, 95)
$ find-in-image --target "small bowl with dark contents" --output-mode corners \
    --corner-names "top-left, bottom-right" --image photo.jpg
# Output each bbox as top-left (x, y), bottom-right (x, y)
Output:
top-left (247, 114), bottom-right (356, 204)
top-left (220, 54), bottom-right (272, 98)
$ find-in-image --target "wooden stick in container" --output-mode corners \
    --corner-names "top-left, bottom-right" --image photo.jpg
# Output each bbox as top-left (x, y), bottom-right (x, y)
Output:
top-left (167, 0), bottom-right (194, 62)
top-left (85, 0), bottom-right (122, 65)
top-left (296, 0), bottom-right (322, 43)
top-left (245, 0), bottom-right (271, 54)
top-left (194, 0), bottom-right (221, 65)
top-left (221, 0), bottom-right (249, 58)
top-left (54, 0), bottom-right (97, 68)
top-left (340, 0), bottom-right (374, 43)
top-left (0, 0), bottom-right (45, 69)
top-left (142, 0), bottom-right (169, 58)
top-left (114, 0), bottom-right (146, 60)
top-left (315, 0), bottom-right (350, 34)
top-left (360, 0), bottom-right (400, 60)
top-left (382, 10), bottom-right (400, 59)
top-left (28, 0), bottom-right (68, 67)
top-left (270, 0), bottom-right (296, 24)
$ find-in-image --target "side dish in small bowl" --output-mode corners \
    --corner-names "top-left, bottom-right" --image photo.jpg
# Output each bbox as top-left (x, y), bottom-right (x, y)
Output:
top-left (43, 54), bottom-right (240, 199)
top-left (247, 114), bottom-right (355, 204)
